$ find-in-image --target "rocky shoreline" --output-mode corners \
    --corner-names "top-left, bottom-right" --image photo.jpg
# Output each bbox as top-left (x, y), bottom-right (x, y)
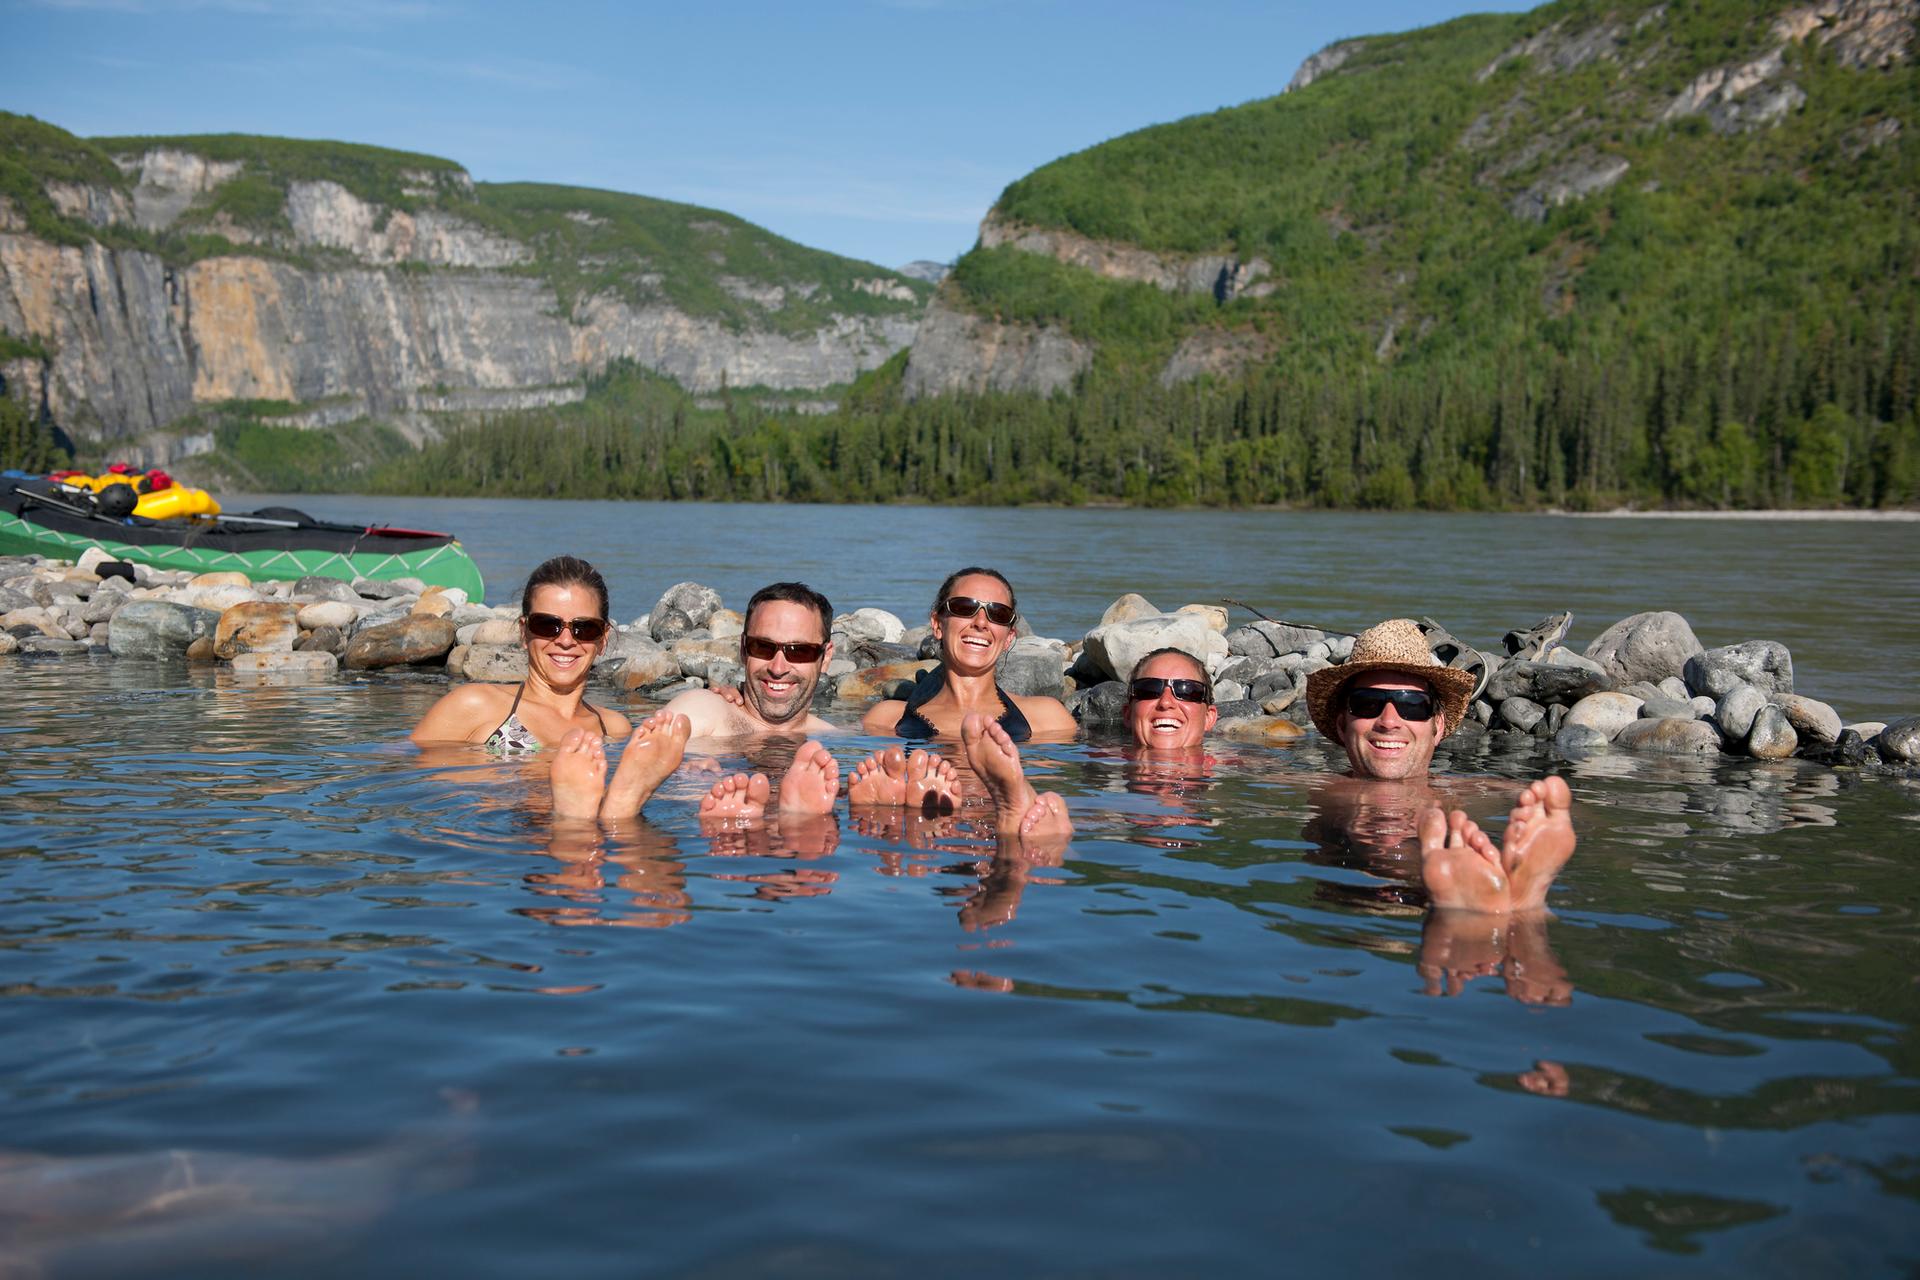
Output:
top-left (3, 552), bottom-right (1915, 774)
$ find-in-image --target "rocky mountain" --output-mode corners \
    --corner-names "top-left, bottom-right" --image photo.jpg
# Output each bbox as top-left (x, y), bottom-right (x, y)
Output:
top-left (903, 0), bottom-right (1917, 399)
top-left (0, 118), bottom-right (931, 458)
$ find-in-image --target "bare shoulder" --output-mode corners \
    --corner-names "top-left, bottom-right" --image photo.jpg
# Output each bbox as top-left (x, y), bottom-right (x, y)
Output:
top-left (411, 682), bottom-right (513, 744)
top-left (665, 688), bottom-right (750, 737)
top-left (593, 703), bottom-right (635, 739)
top-left (1013, 693), bottom-right (1078, 734)
top-left (861, 699), bottom-right (905, 734)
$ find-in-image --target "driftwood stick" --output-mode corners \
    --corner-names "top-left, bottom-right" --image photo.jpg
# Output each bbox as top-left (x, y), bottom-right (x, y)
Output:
top-left (1220, 598), bottom-right (1356, 638)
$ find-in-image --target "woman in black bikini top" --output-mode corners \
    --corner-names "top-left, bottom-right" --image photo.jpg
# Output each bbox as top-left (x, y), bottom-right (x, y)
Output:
top-left (859, 565), bottom-right (1077, 742)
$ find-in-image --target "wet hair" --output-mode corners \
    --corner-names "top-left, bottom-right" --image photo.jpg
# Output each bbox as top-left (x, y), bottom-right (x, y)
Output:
top-left (520, 555), bottom-right (609, 619)
top-left (933, 566), bottom-right (1016, 618)
top-left (1128, 647), bottom-right (1213, 701)
top-left (744, 581), bottom-right (832, 642)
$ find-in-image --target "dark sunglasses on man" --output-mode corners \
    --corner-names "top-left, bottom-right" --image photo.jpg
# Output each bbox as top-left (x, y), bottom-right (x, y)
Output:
top-left (938, 596), bottom-right (1016, 627)
top-left (1129, 676), bottom-right (1211, 705)
top-left (1344, 688), bottom-right (1436, 721)
top-left (742, 635), bottom-right (827, 664)
top-left (524, 612), bottom-right (609, 643)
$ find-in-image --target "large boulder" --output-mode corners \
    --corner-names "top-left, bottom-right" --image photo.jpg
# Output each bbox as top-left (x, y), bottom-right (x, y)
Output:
top-left (295, 601), bottom-right (357, 632)
top-left (1875, 716), bottom-right (1920, 765)
top-left (997, 636), bottom-right (1068, 699)
top-left (467, 617), bottom-right (520, 647)
top-left (229, 651), bottom-right (339, 675)
top-left (1228, 620), bottom-right (1327, 659)
top-left (1583, 611), bottom-right (1704, 685)
top-left (649, 582), bottom-right (723, 642)
top-left (342, 616), bottom-right (457, 669)
top-left (833, 608), bottom-right (906, 645)
top-left (669, 636), bottom-right (742, 680)
top-left (616, 648), bottom-right (684, 693)
top-left (1564, 691), bottom-right (1645, 739)
top-left (1614, 717), bottom-right (1724, 755)
top-left (1082, 612), bottom-right (1228, 683)
top-left (1684, 641), bottom-right (1794, 700)
top-left (1175, 604), bottom-right (1229, 633)
top-left (1776, 694), bottom-right (1842, 746)
top-left (292, 575), bottom-right (362, 604)
top-left (1746, 704), bottom-right (1799, 760)
top-left (107, 600), bottom-right (221, 659)
top-left (462, 644), bottom-right (529, 683)
top-left (1552, 723), bottom-right (1611, 756)
top-left (1069, 679), bottom-right (1131, 725)
top-left (1713, 682), bottom-right (1769, 741)
top-left (1485, 658), bottom-right (1613, 706)
top-left (214, 602), bottom-right (300, 659)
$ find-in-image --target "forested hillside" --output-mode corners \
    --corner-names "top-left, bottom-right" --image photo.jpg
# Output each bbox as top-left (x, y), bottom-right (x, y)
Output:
top-left (361, 0), bottom-right (1920, 509)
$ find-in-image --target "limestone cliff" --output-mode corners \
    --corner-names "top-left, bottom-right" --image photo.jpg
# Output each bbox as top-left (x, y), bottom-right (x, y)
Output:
top-left (0, 125), bottom-right (931, 450)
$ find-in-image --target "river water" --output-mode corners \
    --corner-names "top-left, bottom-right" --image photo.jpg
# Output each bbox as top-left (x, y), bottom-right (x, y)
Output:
top-left (1, 499), bottom-right (1916, 1277)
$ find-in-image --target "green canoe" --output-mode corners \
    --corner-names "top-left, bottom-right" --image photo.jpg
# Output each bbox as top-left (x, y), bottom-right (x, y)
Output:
top-left (0, 484), bottom-right (485, 599)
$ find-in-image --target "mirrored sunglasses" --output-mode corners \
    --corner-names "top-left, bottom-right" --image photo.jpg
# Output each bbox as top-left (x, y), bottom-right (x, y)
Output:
top-left (525, 612), bottom-right (608, 643)
top-left (939, 595), bottom-right (1016, 627)
top-left (1129, 676), bottom-right (1211, 704)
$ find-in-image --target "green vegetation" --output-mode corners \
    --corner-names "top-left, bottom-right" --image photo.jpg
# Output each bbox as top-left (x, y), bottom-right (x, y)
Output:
top-left (89, 131), bottom-right (466, 212)
top-left (0, 394), bottom-right (67, 473)
top-left (201, 416), bottom-right (413, 493)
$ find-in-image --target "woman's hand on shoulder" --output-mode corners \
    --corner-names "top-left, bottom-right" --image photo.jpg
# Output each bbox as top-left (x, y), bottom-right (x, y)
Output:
top-left (861, 699), bottom-right (905, 735)
top-left (409, 682), bottom-right (509, 746)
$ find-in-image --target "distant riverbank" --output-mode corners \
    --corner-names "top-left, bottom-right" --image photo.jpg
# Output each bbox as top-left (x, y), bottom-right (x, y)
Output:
top-left (1567, 509), bottom-right (1920, 522)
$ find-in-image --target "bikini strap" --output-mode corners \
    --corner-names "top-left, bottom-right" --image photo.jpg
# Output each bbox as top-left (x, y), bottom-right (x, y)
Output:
top-left (893, 664), bottom-right (946, 739)
top-left (587, 701), bottom-right (609, 737)
top-left (505, 681), bottom-right (527, 715)
top-left (995, 685), bottom-right (1034, 742)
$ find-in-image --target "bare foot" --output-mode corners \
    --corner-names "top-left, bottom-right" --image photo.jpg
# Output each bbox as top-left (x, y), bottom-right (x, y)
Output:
top-left (600, 711), bottom-right (691, 820)
top-left (699, 772), bottom-right (770, 829)
top-left (905, 749), bottom-right (960, 816)
top-left (1417, 907), bottom-right (1508, 997)
top-left (1504, 912), bottom-right (1573, 1006)
top-left (848, 745), bottom-right (908, 807)
top-left (549, 728), bottom-right (607, 821)
top-left (1014, 791), bottom-right (1072, 864)
top-left (1419, 805), bottom-right (1511, 912)
top-left (778, 740), bottom-right (840, 815)
top-left (960, 712), bottom-right (1038, 829)
top-left (1502, 776), bottom-right (1576, 912)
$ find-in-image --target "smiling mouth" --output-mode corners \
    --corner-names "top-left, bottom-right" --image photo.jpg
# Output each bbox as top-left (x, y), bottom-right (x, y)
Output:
top-left (1150, 717), bottom-right (1184, 732)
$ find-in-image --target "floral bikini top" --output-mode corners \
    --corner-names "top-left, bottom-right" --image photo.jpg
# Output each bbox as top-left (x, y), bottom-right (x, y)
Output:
top-left (484, 682), bottom-right (609, 756)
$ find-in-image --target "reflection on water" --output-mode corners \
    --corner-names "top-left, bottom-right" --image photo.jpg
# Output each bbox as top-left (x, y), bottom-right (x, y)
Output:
top-left (1, 658), bottom-right (1917, 1276)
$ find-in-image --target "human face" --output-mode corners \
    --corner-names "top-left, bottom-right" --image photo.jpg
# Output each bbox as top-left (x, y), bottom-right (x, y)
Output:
top-left (1127, 652), bottom-right (1218, 750)
top-left (522, 582), bottom-right (604, 685)
top-left (932, 573), bottom-right (1016, 673)
top-left (740, 599), bottom-right (831, 726)
top-left (1337, 678), bottom-right (1445, 780)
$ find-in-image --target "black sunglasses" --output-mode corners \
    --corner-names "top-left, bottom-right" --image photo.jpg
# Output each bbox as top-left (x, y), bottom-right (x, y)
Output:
top-left (1129, 676), bottom-right (1211, 704)
top-left (525, 612), bottom-right (608, 643)
top-left (939, 595), bottom-right (1016, 627)
top-left (742, 635), bottom-right (827, 664)
top-left (1345, 688), bottom-right (1436, 721)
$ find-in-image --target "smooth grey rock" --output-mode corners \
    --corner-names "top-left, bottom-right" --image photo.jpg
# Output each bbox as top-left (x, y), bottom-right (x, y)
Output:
top-left (1545, 647), bottom-right (1608, 677)
top-left (0, 587), bottom-right (33, 613)
top-left (1777, 694), bottom-right (1842, 746)
top-left (1470, 698), bottom-right (1493, 725)
top-left (705, 658), bottom-right (745, 692)
top-left (1848, 721), bottom-right (1887, 739)
top-left (899, 625), bottom-right (931, 655)
top-left (1545, 703), bottom-right (1568, 735)
top-left (1747, 704), bottom-right (1798, 759)
top-left (449, 603), bottom-right (495, 630)
top-left (601, 627), bottom-right (667, 665)
top-left (354, 603), bottom-right (416, 635)
top-left (1499, 696), bottom-right (1546, 732)
top-left (669, 637), bottom-right (739, 680)
top-left (1213, 698), bottom-right (1260, 722)
top-left (1584, 611), bottom-right (1704, 685)
top-left (1486, 658), bottom-right (1613, 706)
top-left (351, 578), bottom-right (412, 601)
top-left (997, 637), bottom-right (1067, 699)
top-left (825, 658), bottom-right (855, 679)
top-left (1875, 716), bottom-right (1920, 764)
top-left (833, 607), bottom-right (906, 645)
top-left (1327, 634), bottom-right (1355, 661)
top-left (294, 575), bottom-right (361, 604)
top-left (17, 635), bottom-right (87, 655)
top-left (709, 608), bottom-right (744, 640)
top-left (1639, 694), bottom-right (1695, 720)
top-left (1690, 695), bottom-right (1717, 717)
top-left (0, 632), bottom-right (16, 655)
top-left (1249, 669), bottom-right (1295, 703)
top-left (1714, 683), bottom-right (1768, 740)
top-left (107, 600), bottom-right (221, 658)
top-left (1620, 680), bottom-right (1665, 703)
top-left (1216, 656), bottom-right (1267, 685)
top-left (1082, 613), bottom-right (1228, 683)
top-left (1657, 676), bottom-right (1690, 701)
top-left (467, 617), bottom-right (519, 647)
top-left (615, 649), bottom-right (683, 693)
top-left (1552, 723), bottom-right (1610, 757)
top-left (1614, 717), bottom-right (1724, 755)
top-left (1685, 641), bottom-right (1794, 699)
top-left (649, 582), bottom-right (723, 642)
top-left (1070, 679), bottom-right (1131, 725)
top-left (1215, 678), bottom-right (1248, 703)
top-left (1228, 621), bottom-right (1325, 659)
top-left (462, 644), bottom-right (528, 683)
top-left (342, 616), bottom-right (457, 669)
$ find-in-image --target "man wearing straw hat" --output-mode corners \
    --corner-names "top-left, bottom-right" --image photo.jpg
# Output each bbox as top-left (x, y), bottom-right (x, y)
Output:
top-left (1305, 618), bottom-right (1576, 916)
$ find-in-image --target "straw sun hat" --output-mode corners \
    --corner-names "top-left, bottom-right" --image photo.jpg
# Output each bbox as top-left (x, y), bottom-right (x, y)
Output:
top-left (1305, 618), bottom-right (1478, 742)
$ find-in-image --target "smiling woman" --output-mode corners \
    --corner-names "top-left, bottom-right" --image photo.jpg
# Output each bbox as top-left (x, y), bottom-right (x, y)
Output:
top-left (409, 554), bottom-right (632, 752)
top-left (861, 566), bottom-right (1078, 742)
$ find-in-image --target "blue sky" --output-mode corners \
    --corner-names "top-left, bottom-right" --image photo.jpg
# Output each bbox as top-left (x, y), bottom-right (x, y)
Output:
top-left (7, 0), bottom-right (1537, 269)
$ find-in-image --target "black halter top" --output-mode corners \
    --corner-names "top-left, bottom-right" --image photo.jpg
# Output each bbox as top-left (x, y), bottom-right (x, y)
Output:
top-left (893, 663), bottom-right (1033, 742)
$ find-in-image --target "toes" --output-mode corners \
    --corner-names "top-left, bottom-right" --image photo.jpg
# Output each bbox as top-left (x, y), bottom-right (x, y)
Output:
top-left (1542, 774), bottom-right (1572, 812)
top-left (1446, 809), bottom-right (1470, 847)
top-left (747, 773), bottom-right (771, 805)
top-left (558, 727), bottom-right (591, 753)
top-left (1418, 806), bottom-right (1448, 852)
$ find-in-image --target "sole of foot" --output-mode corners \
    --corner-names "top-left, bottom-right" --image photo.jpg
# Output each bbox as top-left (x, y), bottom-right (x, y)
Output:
top-left (848, 745), bottom-right (908, 807)
top-left (778, 740), bottom-right (840, 816)
top-left (700, 772), bottom-right (770, 828)
top-left (601, 711), bottom-right (691, 820)
top-left (550, 727), bottom-right (607, 822)
top-left (1502, 775), bottom-right (1576, 912)
top-left (1419, 805), bottom-right (1512, 913)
